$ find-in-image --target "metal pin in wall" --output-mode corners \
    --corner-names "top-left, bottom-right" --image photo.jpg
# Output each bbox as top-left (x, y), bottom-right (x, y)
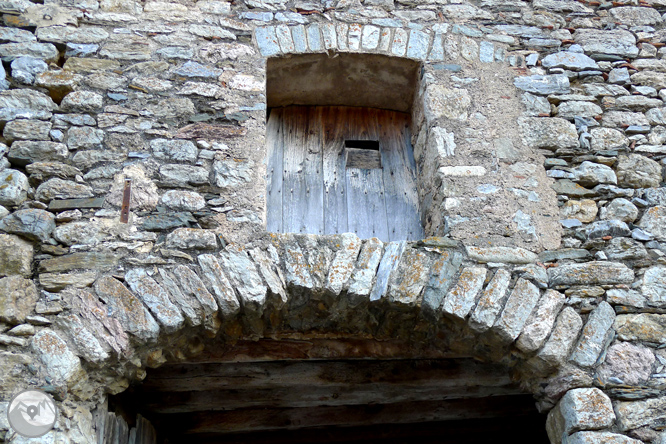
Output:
top-left (120, 178), bottom-right (132, 224)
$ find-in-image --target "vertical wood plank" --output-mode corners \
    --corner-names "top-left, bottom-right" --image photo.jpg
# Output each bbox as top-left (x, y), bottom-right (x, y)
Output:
top-left (302, 106), bottom-right (324, 235)
top-left (282, 107), bottom-right (324, 234)
top-left (378, 110), bottom-right (424, 241)
top-left (322, 106), bottom-right (348, 235)
top-left (265, 108), bottom-right (284, 233)
top-left (345, 107), bottom-right (389, 241)
top-left (345, 167), bottom-right (389, 240)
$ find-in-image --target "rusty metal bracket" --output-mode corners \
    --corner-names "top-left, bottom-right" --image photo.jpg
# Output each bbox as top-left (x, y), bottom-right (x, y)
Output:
top-left (120, 179), bottom-right (132, 223)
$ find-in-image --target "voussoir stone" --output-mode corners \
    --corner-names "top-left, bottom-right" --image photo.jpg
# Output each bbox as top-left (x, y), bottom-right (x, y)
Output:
top-left (219, 244), bottom-right (268, 315)
top-left (0, 275), bottom-right (38, 323)
top-left (197, 253), bottom-right (241, 317)
top-left (441, 266), bottom-right (486, 320)
top-left (546, 388), bottom-right (615, 443)
top-left (0, 169), bottom-right (29, 206)
top-left (548, 261), bottom-right (634, 286)
top-left (124, 268), bottom-right (185, 333)
top-left (0, 208), bottom-right (56, 242)
top-left (516, 289), bottom-right (565, 353)
top-left (518, 117), bottom-right (578, 150)
top-left (569, 301), bottom-right (615, 367)
top-left (531, 306), bottom-right (583, 372)
top-left (56, 313), bottom-right (110, 364)
top-left (325, 233), bottom-right (362, 295)
top-left (493, 278), bottom-right (541, 342)
top-left (94, 275), bottom-right (160, 342)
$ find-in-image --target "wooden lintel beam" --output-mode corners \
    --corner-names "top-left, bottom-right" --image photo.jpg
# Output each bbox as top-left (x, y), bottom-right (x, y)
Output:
top-left (138, 383), bottom-right (525, 414)
top-left (170, 395), bottom-right (538, 435)
top-left (141, 359), bottom-right (514, 392)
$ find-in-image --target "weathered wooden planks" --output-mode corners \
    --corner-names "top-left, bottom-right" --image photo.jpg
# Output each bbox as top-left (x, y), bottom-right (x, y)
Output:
top-left (140, 359), bottom-right (515, 392)
top-left (322, 106), bottom-right (349, 235)
top-left (173, 395), bottom-right (538, 435)
top-left (265, 108), bottom-right (284, 232)
top-left (138, 383), bottom-right (524, 414)
top-left (377, 109), bottom-right (424, 242)
top-left (266, 106), bottom-right (423, 241)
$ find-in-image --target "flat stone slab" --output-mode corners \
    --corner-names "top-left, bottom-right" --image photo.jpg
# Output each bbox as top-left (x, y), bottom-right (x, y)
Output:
top-left (514, 74), bottom-right (570, 95)
top-left (465, 246), bottom-right (537, 264)
top-left (48, 197), bottom-right (105, 211)
top-left (548, 261), bottom-right (634, 286)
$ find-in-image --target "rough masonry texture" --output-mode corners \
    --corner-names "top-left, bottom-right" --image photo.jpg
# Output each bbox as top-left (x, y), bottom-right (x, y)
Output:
top-left (1, 0), bottom-right (666, 442)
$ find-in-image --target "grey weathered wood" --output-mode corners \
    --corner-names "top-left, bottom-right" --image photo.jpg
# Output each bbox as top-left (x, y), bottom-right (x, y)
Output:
top-left (346, 167), bottom-right (388, 240)
top-left (141, 359), bottom-right (513, 392)
top-left (346, 148), bottom-right (381, 169)
top-left (265, 108), bottom-right (284, 232)
top-left (269, 106), bottom-right (422, 241)
top-left (174, 396), bottom-right (537, 435)
top-left (140, 384), bottom-right (524, 414)
top-left (377, 109), bottom-right (423, 242)
top-left (282, 107), bottom-right (323, 234)
top-left (301, 106), bottom-right (324, 235)
top-left (322, 106), bottom-right (348, 235)
top-left (344, 107), bottom-right (389, 241)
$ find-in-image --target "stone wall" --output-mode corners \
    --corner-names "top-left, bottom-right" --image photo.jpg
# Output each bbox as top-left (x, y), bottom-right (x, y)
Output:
top-left (1, 0), bottom-right (666, 442)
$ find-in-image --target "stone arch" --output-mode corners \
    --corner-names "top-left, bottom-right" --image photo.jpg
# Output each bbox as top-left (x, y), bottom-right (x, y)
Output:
top-left (1, 1), bottom-right (662, 442)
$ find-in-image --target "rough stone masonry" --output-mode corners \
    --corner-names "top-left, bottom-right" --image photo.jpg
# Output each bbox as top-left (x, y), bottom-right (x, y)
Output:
top-left (1, 0), bottom-right (666, 442)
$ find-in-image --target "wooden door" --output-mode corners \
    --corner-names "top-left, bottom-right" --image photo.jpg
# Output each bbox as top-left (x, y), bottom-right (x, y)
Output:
top-left (266, 106), bottom-right (423, 242)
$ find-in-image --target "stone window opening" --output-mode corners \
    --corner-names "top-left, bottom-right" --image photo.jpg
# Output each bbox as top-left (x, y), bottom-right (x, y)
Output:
top-left (265, 53), bottom-right (425, 242)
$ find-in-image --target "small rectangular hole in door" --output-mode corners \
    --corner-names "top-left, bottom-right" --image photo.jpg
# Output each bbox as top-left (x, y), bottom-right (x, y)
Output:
top-left (345, 140), bottom-right (381, 169)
